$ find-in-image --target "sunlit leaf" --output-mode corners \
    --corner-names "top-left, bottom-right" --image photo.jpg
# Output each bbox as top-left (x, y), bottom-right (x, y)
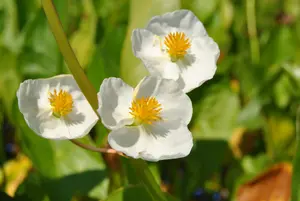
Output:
top-left (191, 81), bottom-right (240, 140)
top-left (70, 0), bottom-right (97, 69)
top-left (266, 114), bottom-right (295, 157)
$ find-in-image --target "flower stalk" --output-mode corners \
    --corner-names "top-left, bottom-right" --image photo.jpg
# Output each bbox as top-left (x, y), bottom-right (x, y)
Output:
top-left (41, 0), bottom-right (167, 200)
top-left (42, 0), bottom-right (98, 111)
top-left (246, 0), bottom-right (260, 64)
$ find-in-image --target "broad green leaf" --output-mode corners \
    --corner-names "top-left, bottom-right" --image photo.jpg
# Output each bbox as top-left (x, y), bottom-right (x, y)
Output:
top-left (120, 0), bottom-right (180, 86)
top-left (0, 191), bottom-right (30, 201)
top-left (15, 171), bottom-right (50, 201)
top-left (261, 27), bottom-right (296, 66)
top-left (87, 25), bottom-right (127, 90)
top-left (237, 98), bottom-right (264, 129)
top-left (19, 8), bottom-right (63, 78)
top-left (184, 140), bottom-right (229, 197)
top-left (70, 0), bottom-right (97, 69)
top-left (191, 81), bottom-right (240, 140)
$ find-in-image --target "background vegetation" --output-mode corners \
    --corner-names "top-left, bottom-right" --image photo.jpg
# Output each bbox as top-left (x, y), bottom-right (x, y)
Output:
top-left (0, 0), bottom-right (300, 200)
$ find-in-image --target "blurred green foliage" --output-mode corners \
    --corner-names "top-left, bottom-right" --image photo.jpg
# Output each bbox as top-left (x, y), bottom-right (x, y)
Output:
top-left (0, 0), bottom-right (300, 200)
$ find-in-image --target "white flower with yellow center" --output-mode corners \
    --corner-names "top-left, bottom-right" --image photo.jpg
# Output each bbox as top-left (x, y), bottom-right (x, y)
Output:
top-left (17, 75), bottom-right (98, 139)
top-left (132, 9), bottom-right (220, 93)
top-left (97, 76), bottom-right (193, 161)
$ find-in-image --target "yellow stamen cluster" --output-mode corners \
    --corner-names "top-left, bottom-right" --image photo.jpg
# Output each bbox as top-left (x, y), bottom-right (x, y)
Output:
top-left (48, 89), bottom-right (73, 118)
top-left (164, 32), bottom-right (191, 61)
top-left (129, 97), bottom-right (162, 125)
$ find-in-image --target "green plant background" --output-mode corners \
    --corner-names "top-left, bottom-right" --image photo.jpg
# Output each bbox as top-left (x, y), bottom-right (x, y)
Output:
top-left (0, 0), bottom-right (300, 200)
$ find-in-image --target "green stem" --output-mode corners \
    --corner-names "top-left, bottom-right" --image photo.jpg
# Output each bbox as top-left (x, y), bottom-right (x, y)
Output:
top-left (41, 0), bottom-right (98, 111)
top-left (246, 0), bottom-right (260, 64)
top-left (131, 159), bottom-right (167, 201)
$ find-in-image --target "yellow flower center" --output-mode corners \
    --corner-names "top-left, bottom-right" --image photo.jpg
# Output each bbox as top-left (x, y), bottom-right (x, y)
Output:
top-left (48, 89), bottom-right (73, 118)
top-left (164, 32), bottom-right (191, 62)
top-left (129, 97), bottom-right (162, 125)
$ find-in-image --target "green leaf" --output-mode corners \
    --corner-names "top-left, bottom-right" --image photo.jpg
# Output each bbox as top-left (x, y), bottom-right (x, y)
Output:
top-left (273, 74), bottom-right (293, 108)
top-left (70, 0), bottom-right (97, 69)
top-left (120, 0), bottom-right (180, 86)
top-left (266, 114), bottom-right (295, 158)
top-left (15, 0), bottom-right (39, 31)
top-left (182, 0), bottom-right (220, 23)
top-left (292, 108), bottom-right (300, 201)
top-left (87, 25), bottom-right (127, 90)
top-left (0, 48), bottom-right (21, 120)
top-left (104, 185), bottom-right (178, 201)
top-left (237, 98), bottom-right (264, 129)
top-left (15, 171), bottom-right (50, 201)
top-left (184, 140), bottom-right (230, 198)
top-left (261, 27), bottom-right (296, 66)
top-left (0, 0), bottom-right (19, 52)
top-left (104, 185), bottom-right (153, 201)
top-left (0, 107), bottom-right (4, 165)
top-left (20, 5), bottom-right (68, 77)
top-left (191, 81), bottom-right (240, 140)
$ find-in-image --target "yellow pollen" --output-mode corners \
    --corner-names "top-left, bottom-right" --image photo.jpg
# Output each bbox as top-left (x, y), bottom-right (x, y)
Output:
top-left (164, 32), bottom-right (191, 61)
top-left (48, 89), bottom-right (73, 118)
top-left (129, 97), bottom-right (162, 125)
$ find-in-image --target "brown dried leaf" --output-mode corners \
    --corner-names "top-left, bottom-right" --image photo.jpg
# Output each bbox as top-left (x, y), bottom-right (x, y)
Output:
top-left (237, 163), bottom-right (291, 201)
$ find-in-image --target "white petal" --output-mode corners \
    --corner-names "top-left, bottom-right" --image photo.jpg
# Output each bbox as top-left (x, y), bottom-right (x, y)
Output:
top-left (135, 76), bottom-right (192, 124)
top-left (64, 100), bottom-right (99, 139)
top-left (108, 121), bottom-right (193, 161)
top-left (179, 36), bottom-right (220, 93)
top-left (140, 120), bottom-right (193, 161)
top-left (131, 29), bottom-right (180, 80)
top-left (108, 126), bottom-right (149, 159)
top-left (17, 74), bottom-right (98, 139)
top-left (146, 10), bottom-right (207, 37)
top-left (97, 78), bottom-right (134, 130)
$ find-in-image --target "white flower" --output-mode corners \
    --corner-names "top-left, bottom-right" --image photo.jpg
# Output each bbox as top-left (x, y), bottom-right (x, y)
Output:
top-left (97, 76), bottom-right (193, 161)
top-left (17, 74), bottom-right (98, 139)
top-left (131, 9), bottom-right (220, 93)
